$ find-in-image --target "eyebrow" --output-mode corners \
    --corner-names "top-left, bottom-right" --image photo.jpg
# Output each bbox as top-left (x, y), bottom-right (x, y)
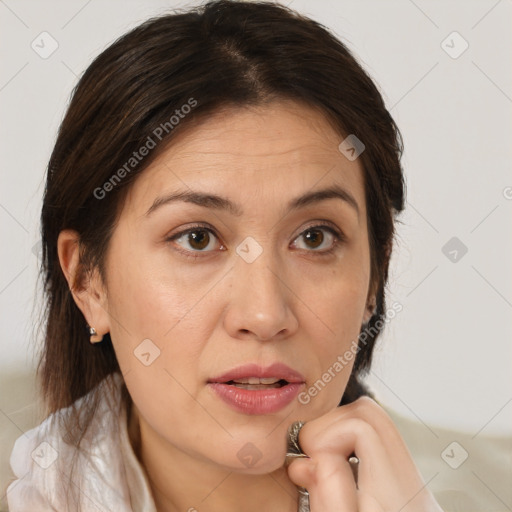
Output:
top-left (144, 184), bottom-right (360, 219)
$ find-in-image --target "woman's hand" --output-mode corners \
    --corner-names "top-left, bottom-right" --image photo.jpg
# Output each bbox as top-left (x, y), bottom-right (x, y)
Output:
top-left (286, 397), bottom-right (444, 511)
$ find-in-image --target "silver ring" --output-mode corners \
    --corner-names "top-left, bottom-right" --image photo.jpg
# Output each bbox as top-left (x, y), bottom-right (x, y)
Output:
top-left (285, 420), bottom-right (310, 509)
top-left (285, 420), bottom-right (309, 466)
top-left (287, 420), bottom-right (306, 454)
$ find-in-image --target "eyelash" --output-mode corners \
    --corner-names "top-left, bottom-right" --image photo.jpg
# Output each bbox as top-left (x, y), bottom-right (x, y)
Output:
top-left (165, 222), bottom-right (345, 260)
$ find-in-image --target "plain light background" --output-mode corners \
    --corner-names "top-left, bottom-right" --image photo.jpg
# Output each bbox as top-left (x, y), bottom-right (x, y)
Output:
top-left (1, 0), bottom-right (511, 441)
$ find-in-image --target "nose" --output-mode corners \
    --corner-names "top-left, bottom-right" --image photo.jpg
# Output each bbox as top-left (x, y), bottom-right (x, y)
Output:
top-left (223, 246), bottom-right (299, 342)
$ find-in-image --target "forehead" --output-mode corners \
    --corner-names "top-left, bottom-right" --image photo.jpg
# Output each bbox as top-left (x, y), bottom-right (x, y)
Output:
top-left (122, 100), bottom-right (367, 219)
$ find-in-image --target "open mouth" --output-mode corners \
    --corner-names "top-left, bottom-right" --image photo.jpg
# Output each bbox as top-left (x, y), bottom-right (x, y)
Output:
top-left (207, 372), bottom-right (303, 414)
top-left (225, 378), bottom-right (288, 390)
top-left (207, 363), bottom-right (305, 413)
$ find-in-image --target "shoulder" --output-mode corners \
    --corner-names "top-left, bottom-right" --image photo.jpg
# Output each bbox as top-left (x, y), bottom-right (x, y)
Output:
top-left (6, 372), bottom-right (135, 511)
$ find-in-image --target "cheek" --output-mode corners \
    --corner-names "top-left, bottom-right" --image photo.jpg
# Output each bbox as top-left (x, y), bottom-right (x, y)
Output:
top-left (104, 243), bottom-right (227, 399)
top-left (294, 248), bottom-right (369, 409)
top-left (105, 258), bottom-right (214, 440)
top-left (302, 245), bottom-right (370, 333)
top-left (104, 250), bottom-right (211, 375)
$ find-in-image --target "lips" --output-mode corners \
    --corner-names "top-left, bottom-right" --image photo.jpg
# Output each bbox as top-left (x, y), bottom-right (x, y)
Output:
top-left (207, 363), bottom-right (305, 414)
top-left (208, 362), bottom-right (305, 385)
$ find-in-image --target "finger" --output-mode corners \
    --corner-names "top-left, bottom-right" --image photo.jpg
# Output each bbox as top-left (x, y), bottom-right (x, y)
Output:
top-left (287, 454), bottom-right (359, 512)
top-left (338, 398), bottom-right (415, 466)
top-left (357, 491), bottom-right (386, 512)
top-left (299, 417), bottom-right (387, 471)
top-left (297, 416), bottom-right (402, 500)
top-left (308, 397), bottom-right (406, 456)
top-left (286, 455), bottom-right (316, 489)
top-left (336, 399), bottom-right (429, 491)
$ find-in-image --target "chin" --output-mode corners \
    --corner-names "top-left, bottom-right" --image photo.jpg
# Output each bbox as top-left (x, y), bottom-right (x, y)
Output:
top-left (210, 443), bottom-right (289, 475)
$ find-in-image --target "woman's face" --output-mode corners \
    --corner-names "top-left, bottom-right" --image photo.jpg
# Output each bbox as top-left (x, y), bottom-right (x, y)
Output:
top-left (99, 100), bottom-right (373, 472)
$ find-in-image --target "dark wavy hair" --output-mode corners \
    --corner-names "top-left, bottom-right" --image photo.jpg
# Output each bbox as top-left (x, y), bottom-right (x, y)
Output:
top-left (37, 0), bottom-right (404, 492)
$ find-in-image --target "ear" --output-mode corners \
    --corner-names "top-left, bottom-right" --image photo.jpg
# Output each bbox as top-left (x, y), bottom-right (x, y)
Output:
top-left (57, 229), bottom-right (110, 338)
top-left (362, 239), bottom-right (392, 325)
top-left (362, 274), bottom-right (378, 326)
top-left (362, 295), bottom-right (376, 325)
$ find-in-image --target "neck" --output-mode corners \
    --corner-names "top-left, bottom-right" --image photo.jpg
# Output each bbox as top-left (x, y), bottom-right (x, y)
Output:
top-left (128, 401), bottom-right (299, 512)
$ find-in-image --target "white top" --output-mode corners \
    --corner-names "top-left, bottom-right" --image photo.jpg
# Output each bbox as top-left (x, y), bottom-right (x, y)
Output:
top-left (6, 372), bottom-right (157, 512)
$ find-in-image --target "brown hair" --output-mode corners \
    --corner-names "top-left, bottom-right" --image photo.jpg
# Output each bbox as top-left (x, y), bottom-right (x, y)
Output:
top-left (38, 0), bottom-right (403, 463)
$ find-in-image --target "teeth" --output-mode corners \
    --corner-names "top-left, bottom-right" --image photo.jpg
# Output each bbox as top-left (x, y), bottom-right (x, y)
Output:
top-left (260, 377), bottom-right (281, 384)
top-left (232, 383), bottom-right (282, 390)
top-left (232, 377), bottom-right (281, 384)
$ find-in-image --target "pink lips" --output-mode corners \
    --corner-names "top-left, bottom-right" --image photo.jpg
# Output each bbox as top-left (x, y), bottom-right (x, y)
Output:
top-left (207, 363), bottom-right (305, 415)
top-left (209, 362), bottom-right (305, 384)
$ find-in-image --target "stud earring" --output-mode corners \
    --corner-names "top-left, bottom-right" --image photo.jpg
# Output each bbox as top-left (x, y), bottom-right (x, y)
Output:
top-left (88, 326), bottom-right (104, 344)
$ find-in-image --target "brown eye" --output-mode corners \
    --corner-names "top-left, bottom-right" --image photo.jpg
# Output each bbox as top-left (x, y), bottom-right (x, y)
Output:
top-left (303, 228), bottom-right (324, 249)
top-left (170, 227), bottom-right (220, 253)
top-left (292, 225), bottom-right (341, 253)
top-left (187, 230), bottom-right (211, 250)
